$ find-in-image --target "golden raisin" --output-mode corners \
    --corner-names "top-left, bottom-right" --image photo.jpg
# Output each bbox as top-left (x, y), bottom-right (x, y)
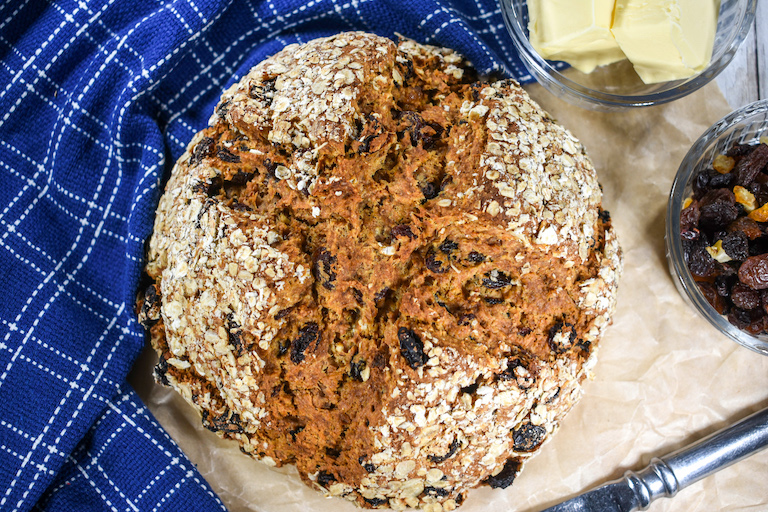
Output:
top-left (734, 185), bottom-right (757, 212)
top-left (748, 202), bottom-right (768, 222)
top-left (713, 154), bottom-right (736, 174)
top-left (705, 240), bottom-right (732, 263)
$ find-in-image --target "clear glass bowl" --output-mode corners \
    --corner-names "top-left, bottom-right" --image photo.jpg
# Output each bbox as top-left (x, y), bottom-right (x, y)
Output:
top-left (499, 0), bottom-right (757, 111)
top-left (666, 101), bottom-right (768, 356)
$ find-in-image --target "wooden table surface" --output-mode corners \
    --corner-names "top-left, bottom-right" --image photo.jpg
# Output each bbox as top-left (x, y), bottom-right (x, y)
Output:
top-left (715, 3), bottom-right (767, 108)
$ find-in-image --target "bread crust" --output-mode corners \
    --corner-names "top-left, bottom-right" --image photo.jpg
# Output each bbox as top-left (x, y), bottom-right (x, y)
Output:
top-left (139, 31), bottom-right (622, 510)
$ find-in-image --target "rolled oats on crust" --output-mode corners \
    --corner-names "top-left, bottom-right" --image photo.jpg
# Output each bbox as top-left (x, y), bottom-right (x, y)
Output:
top-left (138, 31), bottom-right (623, 510)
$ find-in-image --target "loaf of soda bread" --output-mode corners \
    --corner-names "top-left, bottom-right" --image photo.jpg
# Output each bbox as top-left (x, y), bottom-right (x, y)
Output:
top-left (138, 31), bottom-right (622, 511)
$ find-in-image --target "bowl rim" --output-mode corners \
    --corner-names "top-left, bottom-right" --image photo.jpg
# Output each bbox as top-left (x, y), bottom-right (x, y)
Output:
top-left (500, 0), bottom-right (758, 109)
top-left (666, 100), bottom-right (768, 356)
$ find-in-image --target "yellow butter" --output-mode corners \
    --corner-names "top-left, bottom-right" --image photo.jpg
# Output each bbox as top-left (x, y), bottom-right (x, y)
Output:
top-left (611, 0), bottom-right (720, 84)
top-left (528, 0), bottom-right (626, 74)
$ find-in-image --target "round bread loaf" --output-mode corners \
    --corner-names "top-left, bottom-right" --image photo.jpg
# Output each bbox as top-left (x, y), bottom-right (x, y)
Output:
top-left (139, 32), bottom-right (622, 511)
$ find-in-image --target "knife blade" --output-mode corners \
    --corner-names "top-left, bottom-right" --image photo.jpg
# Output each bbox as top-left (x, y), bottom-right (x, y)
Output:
top-left (540, 405), bottom-right (768, 512)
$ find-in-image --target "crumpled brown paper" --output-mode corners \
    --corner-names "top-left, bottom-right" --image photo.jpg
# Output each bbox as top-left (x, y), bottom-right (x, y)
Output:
top-left (129, 80), bottom-right (768, 512)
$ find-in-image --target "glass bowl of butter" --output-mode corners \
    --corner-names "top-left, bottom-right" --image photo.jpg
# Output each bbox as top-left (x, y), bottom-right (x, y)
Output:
top-left (500, 0), bottom-right (757, 110)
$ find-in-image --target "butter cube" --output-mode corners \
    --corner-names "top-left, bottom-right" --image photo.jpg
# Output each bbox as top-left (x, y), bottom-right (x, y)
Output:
top-left (611, 0), bottom-right (720, 83)
top-left (528, 0), bottom-right (626, 74)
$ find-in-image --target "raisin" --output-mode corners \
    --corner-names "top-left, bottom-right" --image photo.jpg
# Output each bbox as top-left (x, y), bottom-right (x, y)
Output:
top-left (727, 143), bottom-right (754, 157)
top-left (458, 313), bottom-right (475, 326)
top-left (428, 438), bottom-right (460, 463)
top-left (138, 284), bottom-right (161, 327)
top-left (423, 487), bottom-right (450, 497)
top-left (718, 261), bottom-right (738, 277)
top-left (363, 497), bottom-right (388, 507)
top-left (746, 314), bottom-right (768, 335)
top-left (714, 275), bottom-right (733, 297)
top-left (700, 202), bottom-right (738, 231)
top-left (263, 158), bottom-right (278, 177)
top-left (362, 462), bottom-right (376, 473)
top-left (708, 171), bottom-right (735, 189)
top-left (728, 307), bottom-right (755, 329)
top-left (485, 458), bottom-right (521, 489)
top-left (484, 297), bottom-right (503, 305)
top-left (288, 425), bottom-right (304, 441)
top-left (226, 314), bottom-right (244, 356)
top-left (317, 471), bottom-right (336, 486)
top-left (228, 170), bottom-right (253, 187)
top-left (680, 200), bottom-right (700, 232)
top-left (512, 424), bottom-right (546, 452)
top-left (229, 200), bottom-right (252, 212)
top-left (713, 229), bottom-right (728, 243)
top-left (391, 224), bottom-right (416, 239)
top-left (689, 244), bottom-right (716, 278)
top-left (154, 356), bottom-right (170, 386)
top-left (398, 111), bottom-right (442, 149)
top-left (190, 137), bottom-right (216, 165)
top-left (358, 134), bottom-right (375, 154)
top-left (692, 170), bottom-right (711, 198)
top-left (467, 251), bottom-right (486, 263)
top-left (721, 231), bottom-right (749, 261)
top-left (350, 357), bottom-right (367, 381)
top-left (352, 288), bottom-right (364, 306)
top-left (275, 306), bottom-right (293, 320)
top-left (217, 147), bottom-right (241, 163)
top-left (312, 248), bottom-right (337, 290)
top-left (290, 323), bottom-right (320, 363)
top-left (439, 239), bottom-right (459, 254)
top-left (202, 410), bottom-right (243, 434)
top-left (731, 283), bottom-right (761, 310)
top-left (374, 287), bottom-right (390, 303)
top-left (420, 181), bottom-right (439, 200)
top-left (482, 270), bottom-right (513, 289)
top-left (548, 322), bottom-right (577, 353)
top-left (249, 78), bottom-right (276, 102)
top-left (749, 176), bottom-right (768, 206)
top-left (697, 282), bottom-right (728, 314)
top-left (425, 247), bottom-right (448, 274)
top-left (680, 229), bottom-right (700, 241)
top-left (499, 355), bottom-right (535, 388)
top-left (749, 238), bottom-right (768, 256)
top-left (397, 327), bottom-right (428, 369)
top-left (216, 98), bottom-right (232, 118)
top-left (739, 253), bottom-right (768, 290)
top-left (701, 188), bottom-right (736, 210)
top-left (728, 216), bottom-right (763, 240)
top-left (460, 379), bottom-right (480, 396)
top-left (598, 208), bottom-right (611, 223)
top-left (735, 143), bottom-right (768, 186)
top-left (399, 58), bottom-right (416, 82)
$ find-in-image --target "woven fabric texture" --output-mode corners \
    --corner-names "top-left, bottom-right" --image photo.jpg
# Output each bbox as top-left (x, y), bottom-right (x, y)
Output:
top-left (0, 0), bottom-right (532, 509)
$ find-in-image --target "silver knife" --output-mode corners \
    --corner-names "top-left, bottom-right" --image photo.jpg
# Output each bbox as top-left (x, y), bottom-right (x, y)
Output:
top-left (541, 405), bottom-right (768, 512)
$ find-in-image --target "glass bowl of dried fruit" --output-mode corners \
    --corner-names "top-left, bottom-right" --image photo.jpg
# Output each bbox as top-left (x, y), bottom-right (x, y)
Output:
top-left (667, 100), bottom-right (768, 355)
top-left (500, 0), bottom-right (756, 111)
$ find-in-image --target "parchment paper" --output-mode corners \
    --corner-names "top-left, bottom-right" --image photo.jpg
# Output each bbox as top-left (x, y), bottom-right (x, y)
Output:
top-left (130, 80), bottom-right (768, 512)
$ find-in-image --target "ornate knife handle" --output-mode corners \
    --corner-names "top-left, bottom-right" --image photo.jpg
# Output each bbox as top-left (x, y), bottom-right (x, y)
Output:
top-left (617, 406), bottom-right (768, 510)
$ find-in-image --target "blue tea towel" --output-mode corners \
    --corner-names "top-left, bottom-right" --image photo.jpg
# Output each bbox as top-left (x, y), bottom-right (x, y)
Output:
top-left (0, 0), bottom-right (532, 510)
